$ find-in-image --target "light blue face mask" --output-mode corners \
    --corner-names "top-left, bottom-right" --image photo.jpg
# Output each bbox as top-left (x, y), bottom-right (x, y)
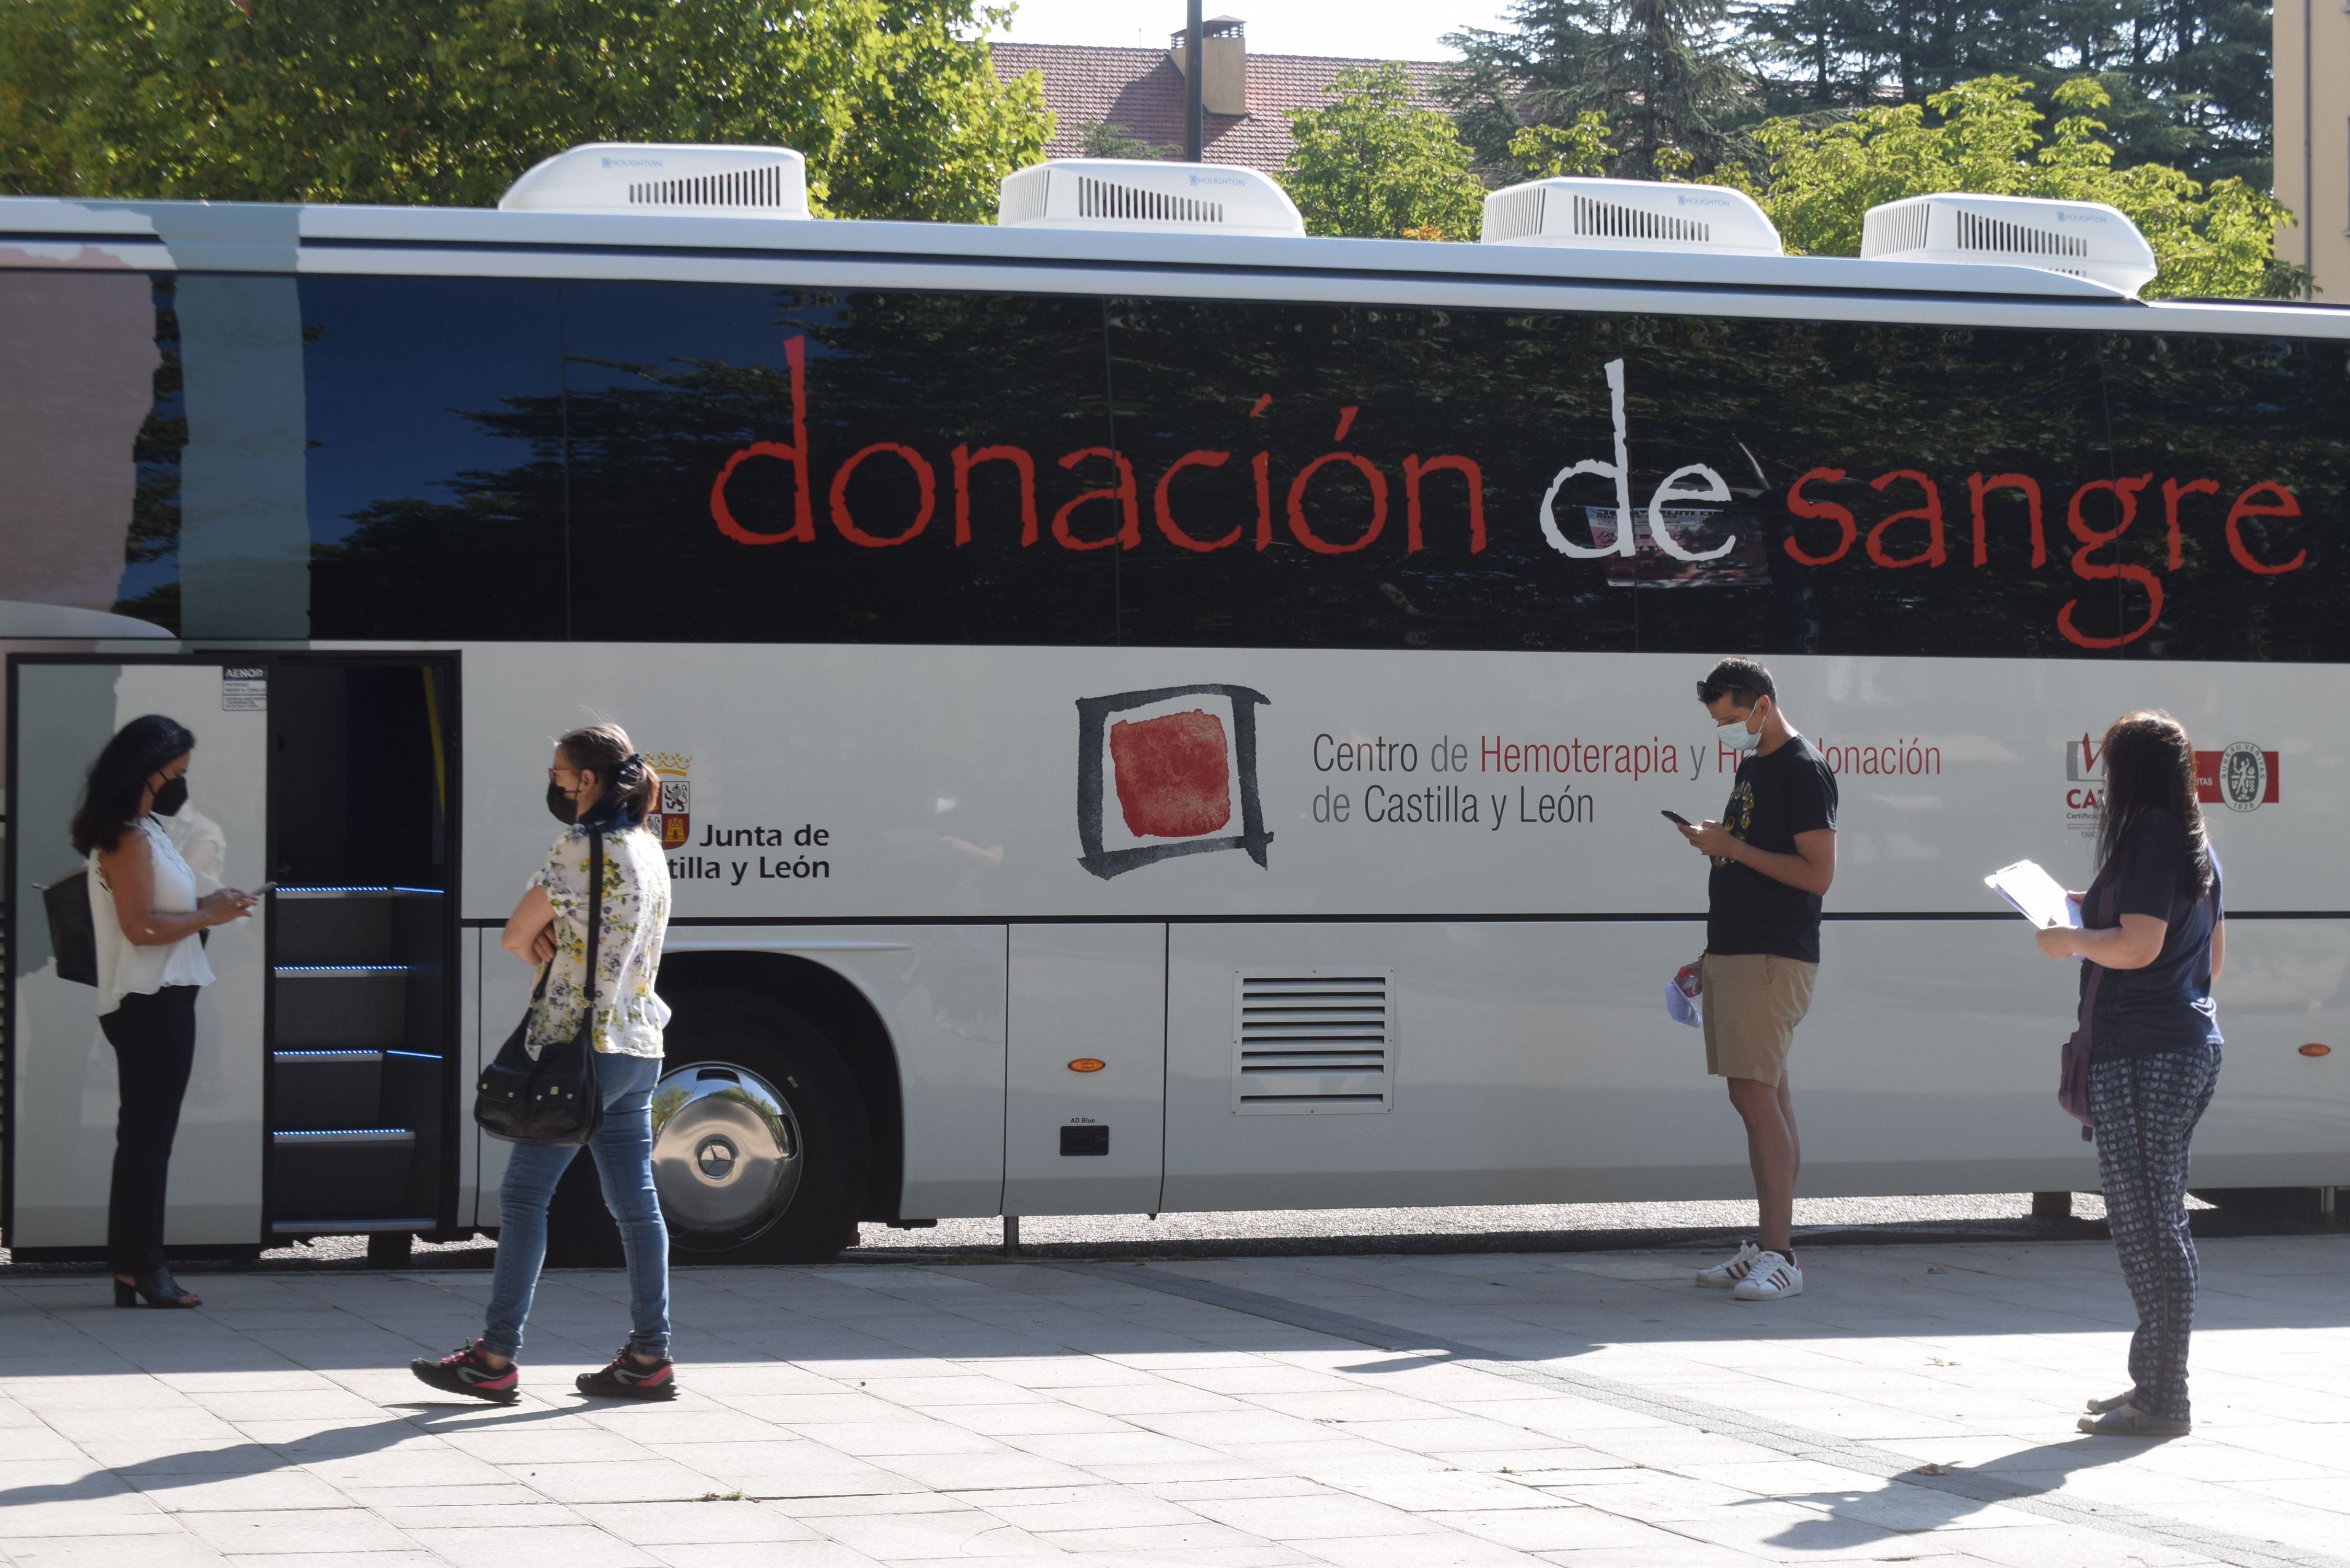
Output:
top-left (1718, 713), bottom-right (1762, 753)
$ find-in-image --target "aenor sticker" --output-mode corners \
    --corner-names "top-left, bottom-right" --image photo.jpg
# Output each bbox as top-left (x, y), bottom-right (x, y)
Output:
top-left (221, 666), bottom-right (267, 711)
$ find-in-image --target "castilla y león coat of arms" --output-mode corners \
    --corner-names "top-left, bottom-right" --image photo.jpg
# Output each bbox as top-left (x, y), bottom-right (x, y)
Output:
top-left (643, 753), bottom-right (692, 849)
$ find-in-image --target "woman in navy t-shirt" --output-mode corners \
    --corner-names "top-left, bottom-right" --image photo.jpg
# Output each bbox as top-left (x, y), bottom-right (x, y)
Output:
top-left (2033, 710), bottom-right (2224, 1438)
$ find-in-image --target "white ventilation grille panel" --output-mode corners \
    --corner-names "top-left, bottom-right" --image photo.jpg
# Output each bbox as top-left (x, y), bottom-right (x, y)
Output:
top-left (1233, 973), bottom-right (1393, 1114)
top-left (628, 164), bottom-right (798, 210)
top-left (1481, 183), bottom-right (1548, 244)
top-left (997, 169), bottom-right (1048, 226)
top-left (1568, 191), bottom-right (1709, 243)
top-left (1954, 209), bottom-right (2087, 259)
top-left (1861, 200), bottom-right (1930, 258)
top-left (1077, 174), bottom-right (1223, 224)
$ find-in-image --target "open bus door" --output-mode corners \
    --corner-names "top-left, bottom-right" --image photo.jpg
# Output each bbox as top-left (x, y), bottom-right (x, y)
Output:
top-left (6, 652), bottom-right (460, 1261)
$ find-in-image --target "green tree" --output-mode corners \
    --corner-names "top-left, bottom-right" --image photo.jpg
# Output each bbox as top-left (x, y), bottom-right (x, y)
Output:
top-left (1507, 112), bottom-right (1616, 178)
top-left (1727, 74), bottom-right (2302, 297)
top-left (1740, 0), bottom-right (2273, 185)
top-left (0, 0), bottom-right (1052, 223)
top-left (1281, 62), bottom-right (1486, 240)
top-left (1079, 120), bottom-right (1169, 159)
top-left (1447, 0), bottom-right (1756, 180)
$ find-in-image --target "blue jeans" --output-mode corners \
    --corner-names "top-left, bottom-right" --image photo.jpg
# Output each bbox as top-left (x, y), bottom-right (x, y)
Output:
top-left (483, 1052), bottom-right (670, 1360)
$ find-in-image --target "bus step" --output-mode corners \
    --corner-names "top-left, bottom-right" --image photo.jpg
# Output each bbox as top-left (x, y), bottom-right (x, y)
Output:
top-left (269, 1128), bottom-right (417, 1218)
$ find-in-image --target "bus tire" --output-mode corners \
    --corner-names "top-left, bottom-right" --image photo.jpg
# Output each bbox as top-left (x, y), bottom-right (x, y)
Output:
top-left (543, 989), bottom-right (870, 1267)
top-left (662, 988), bottom-right (870, 1263)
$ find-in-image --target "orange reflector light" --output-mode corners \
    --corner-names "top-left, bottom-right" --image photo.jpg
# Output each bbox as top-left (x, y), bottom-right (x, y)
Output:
top-left (2301, 1043), bottom-right (2332, 1057)
top-left (1068, 1058), bottom-right (1105, 1073)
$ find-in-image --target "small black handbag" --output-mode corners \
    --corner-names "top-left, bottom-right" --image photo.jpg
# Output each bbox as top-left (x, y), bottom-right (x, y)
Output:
top-left (41, 867), bottom-right (99, 987)
top-left (475, 829), bottom-right (606, 1146)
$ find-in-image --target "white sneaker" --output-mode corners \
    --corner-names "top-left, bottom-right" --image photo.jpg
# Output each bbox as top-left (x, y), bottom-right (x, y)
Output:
top-left (1696, 1239), bottom-right (1762, 1288)
top-left (1732, 1251), bottom-right (1803, 1301)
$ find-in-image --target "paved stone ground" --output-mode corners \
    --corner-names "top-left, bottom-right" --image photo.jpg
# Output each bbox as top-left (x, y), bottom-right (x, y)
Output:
top-left (2, 1235), bottom-right (2345, 1567)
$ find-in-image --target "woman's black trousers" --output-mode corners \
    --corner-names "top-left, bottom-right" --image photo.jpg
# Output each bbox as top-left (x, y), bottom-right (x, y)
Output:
top-left (98, 984), bottom-right (199, 1275)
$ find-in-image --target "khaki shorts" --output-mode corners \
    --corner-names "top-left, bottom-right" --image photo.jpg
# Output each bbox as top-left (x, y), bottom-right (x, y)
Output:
top-left (1701, 952), bottom-right (1817, 1086)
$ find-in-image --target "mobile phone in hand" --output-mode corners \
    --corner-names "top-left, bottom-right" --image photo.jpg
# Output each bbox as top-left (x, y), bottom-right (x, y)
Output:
top-left (1660, 810), bottom-right (1691, 827)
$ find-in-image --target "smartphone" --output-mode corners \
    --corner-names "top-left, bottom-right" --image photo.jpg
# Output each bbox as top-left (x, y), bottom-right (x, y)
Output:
top-left (1660, 810), bottom-right (1691, 827)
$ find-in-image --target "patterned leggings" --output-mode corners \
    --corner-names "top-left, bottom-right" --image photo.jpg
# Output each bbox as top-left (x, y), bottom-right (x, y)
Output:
top-left (2089, 1040), bottom-right (2221, 1423)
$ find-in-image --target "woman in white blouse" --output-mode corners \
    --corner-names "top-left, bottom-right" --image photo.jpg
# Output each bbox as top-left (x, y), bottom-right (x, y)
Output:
top-left (71, 715), bottom-right (257, 1308)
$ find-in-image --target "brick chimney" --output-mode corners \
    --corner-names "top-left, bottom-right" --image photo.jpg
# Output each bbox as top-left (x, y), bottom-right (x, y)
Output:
top-left (1168, 15), bottom-right (1247, 117)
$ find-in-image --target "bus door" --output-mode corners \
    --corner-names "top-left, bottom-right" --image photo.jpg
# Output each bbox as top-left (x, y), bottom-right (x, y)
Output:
top-left (263, 655), bottom-right (460, 1251)
top-left (1001, 925), bottom-right (1166, 1217)
top-left (7, 655), bottom-right (269, 1256)
top-left (4, 652), bottom-right (460, 1259)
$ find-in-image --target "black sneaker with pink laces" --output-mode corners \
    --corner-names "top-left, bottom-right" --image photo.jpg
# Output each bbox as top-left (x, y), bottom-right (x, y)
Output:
top-left (576, 1348), bottom-right (677, 1400)
top-left (409, 1341), bottom-right (520, 1404)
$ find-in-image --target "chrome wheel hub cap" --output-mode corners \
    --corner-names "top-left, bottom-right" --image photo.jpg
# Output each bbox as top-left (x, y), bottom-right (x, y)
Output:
top-left (650, 1061), bottom-right (801, 1249)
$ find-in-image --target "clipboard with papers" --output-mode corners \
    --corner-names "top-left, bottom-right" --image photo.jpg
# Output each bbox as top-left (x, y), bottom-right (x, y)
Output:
top-left (1984, 859), bottom-right (2083, 929)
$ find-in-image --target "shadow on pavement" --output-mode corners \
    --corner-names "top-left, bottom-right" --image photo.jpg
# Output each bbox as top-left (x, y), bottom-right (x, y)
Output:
top-left (0, 1401), bottom-right (588, 1510)
top-left (1760, 1433), bottom-right (2173, 1548)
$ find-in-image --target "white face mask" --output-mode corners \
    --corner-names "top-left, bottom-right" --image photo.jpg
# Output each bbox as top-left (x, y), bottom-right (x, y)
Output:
top-left (1718, 709), bottom-right (1762, 753)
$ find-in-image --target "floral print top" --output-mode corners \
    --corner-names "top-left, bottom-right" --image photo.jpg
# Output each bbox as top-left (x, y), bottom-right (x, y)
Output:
top-left (527, 822), bottom-right (672, 1058)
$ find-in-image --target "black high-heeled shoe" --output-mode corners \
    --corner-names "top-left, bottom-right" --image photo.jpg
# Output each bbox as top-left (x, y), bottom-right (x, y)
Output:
top-left (113, 1270), bottom-right (201, 1308)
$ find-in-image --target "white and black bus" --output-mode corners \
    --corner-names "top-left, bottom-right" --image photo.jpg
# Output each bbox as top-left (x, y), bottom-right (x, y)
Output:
top-left (5, 149), bottom-right (2346, 1265)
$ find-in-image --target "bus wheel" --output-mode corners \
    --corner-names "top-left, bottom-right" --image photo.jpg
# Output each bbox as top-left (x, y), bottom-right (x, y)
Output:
top-left (649, 989), bottom-right (870, 1264)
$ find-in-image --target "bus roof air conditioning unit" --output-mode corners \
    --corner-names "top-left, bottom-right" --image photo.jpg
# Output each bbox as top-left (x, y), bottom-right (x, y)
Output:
top-left (997, 159), bottom-right (1305, 236)
top-left (1479, 177), bottom-right (1783, 256)
top-left (1861, 193), bottom-right (2156, 295)
top-left (499, 144), bottom-right (811, 220)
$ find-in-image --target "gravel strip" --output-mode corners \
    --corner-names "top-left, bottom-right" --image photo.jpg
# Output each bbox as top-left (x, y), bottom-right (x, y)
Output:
top-left (7, 1189), bottom-right (2275, 1274)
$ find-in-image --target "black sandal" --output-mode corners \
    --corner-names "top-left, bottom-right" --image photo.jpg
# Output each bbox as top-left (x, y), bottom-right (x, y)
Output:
top-left (114, 1269), bottom-right (201, 1308)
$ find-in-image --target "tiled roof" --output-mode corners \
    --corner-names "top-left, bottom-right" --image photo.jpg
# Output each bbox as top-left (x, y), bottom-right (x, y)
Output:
top-left (989, 42), bottom-right (1460, 176)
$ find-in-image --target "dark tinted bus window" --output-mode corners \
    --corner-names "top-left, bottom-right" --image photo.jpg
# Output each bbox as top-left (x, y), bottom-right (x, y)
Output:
top-left (1107, 303), bottom-right (2346, 662)
top-left (1105, 300), bottom-right (1638, 653)
top-left (559, 283), bottom-right (1117, 645)
top-left (2096, 331), bottom-right (2350, 662)
top-left (287, 273), bottom-right (2345, 662)
top-left (1604, 315), bottom-right (2113, 659)
top-left (302, 276), bottom-right (565, 639)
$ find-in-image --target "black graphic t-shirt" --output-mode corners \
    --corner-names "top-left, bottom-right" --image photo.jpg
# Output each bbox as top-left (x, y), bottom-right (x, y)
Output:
top-left (1706, 735), bottom-right (1839, 963)
top-left (2083, 808), bottom-right (2224, 1062)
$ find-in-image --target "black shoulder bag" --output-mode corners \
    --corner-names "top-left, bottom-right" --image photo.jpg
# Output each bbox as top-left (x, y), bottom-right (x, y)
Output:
top-left (42, 867), bottom-right (99, 986)
top-left (475, 829), bottom-right (606, 1146)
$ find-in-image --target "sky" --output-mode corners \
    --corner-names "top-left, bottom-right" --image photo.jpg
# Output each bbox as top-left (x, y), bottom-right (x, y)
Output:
top-left (990, 1), bottom-right (1511, 60)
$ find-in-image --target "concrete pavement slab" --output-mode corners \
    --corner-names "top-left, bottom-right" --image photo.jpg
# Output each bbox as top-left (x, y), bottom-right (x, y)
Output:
top-left (0, 1235), bottom-right (2345, 1566)
top-left (638, 1548), bottom-right (885, 1568)
top-left (5, 1536), bottom-right (233, 1565)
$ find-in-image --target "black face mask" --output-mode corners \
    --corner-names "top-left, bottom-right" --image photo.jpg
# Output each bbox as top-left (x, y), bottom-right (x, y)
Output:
top-left (546, 779), bottom-right (577, 825)
top-left (151, 775), bottom-right (189, 818)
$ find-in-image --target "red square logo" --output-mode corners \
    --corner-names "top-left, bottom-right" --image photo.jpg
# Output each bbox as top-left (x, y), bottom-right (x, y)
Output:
top-left (1109, 710), bottom-right (1232, 838)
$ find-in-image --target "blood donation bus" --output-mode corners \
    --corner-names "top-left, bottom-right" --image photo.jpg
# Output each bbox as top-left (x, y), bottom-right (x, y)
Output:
top-left (4, 147), bottom-right (2346, 1266)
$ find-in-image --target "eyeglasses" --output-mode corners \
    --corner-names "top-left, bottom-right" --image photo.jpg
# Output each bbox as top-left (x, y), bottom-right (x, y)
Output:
top-left (547, 767), bottom-right (582, 780)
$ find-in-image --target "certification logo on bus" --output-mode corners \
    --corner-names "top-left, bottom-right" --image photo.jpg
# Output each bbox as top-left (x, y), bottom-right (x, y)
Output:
top-left (2196, 743), bottom-right (2278, 813)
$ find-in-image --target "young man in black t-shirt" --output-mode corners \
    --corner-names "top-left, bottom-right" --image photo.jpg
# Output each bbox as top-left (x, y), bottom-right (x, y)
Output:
top-left (1675, 659), bottom-right (1838, 1301)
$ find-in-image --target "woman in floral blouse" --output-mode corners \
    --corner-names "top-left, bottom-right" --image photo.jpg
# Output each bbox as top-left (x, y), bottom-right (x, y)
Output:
top-left (411, 722), bottom-right (677, 1404)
